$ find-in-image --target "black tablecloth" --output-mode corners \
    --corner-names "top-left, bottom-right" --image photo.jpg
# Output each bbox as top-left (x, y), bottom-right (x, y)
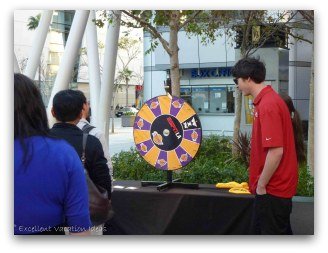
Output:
top-left (104, 180), bottom-right (254, 235)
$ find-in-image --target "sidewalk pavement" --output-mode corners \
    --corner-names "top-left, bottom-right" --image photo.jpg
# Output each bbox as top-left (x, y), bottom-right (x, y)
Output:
top-left (108, 118), bottom-right (135, 156)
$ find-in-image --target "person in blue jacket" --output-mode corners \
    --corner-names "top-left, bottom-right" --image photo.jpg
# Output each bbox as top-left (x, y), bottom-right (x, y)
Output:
top-left (14, 73), bottom-right (91, 235)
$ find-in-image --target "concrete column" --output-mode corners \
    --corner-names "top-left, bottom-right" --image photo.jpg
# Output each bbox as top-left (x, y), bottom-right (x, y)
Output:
top-left (46, 10), bottom-right (90, 126)
top-left (14, 52), bottom-right (20, 73)
top-left (24, 10), bottom-right (53, 79)
top-left (86, 10), bottom-right (101, 127)
top-left (143, 36), bottom-right (153, 101)
top-left (98, 11), bottom-right (121, 145)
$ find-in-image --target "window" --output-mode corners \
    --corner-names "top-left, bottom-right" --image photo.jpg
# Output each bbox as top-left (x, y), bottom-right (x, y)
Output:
top-left (180, 85), bottom-right (235, 114)
top-left (180, 87), bottom-right (192, 106)
top-left (49, 52), bottom-right (61, 65)
top-left (209, 86), bottom-right (226, 113)
top-left (226, 86), bottom-right (235, 113)
top-left (192, 86), bottom-right (209, 113)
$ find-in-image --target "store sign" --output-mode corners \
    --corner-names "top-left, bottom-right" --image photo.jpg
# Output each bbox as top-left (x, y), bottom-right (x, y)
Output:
top-left (191, 67), bottom-right (232, 78)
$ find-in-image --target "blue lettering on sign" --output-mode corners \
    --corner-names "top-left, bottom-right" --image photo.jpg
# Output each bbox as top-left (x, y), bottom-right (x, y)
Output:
top-left (191, 67), bottom-right (232, 78)
top-left (191, 69), bottom-right (198, 78)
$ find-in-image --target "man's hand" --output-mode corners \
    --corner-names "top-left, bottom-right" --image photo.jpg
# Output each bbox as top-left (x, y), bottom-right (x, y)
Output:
top-left (256, 147), bottom-right (283, 195)
top-left (256, 184), bottom-right (267, 195)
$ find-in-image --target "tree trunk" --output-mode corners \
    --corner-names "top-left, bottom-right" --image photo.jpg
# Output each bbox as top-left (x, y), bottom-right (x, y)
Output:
top-left (126, 78), bottom-right (129, 106)
top-left (232, 51), bottom-right (246, 156)
top-left (232, 18), bottom-right (251, 156)
top-left (169, 11), bottom-right (180, 97)
top-left (232, 90), bottom-right (243, 155)
top-left (307, 43), bottom-right (314, 175)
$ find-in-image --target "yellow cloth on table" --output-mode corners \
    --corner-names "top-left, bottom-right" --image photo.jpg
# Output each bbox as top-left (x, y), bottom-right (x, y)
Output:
top-left (228, 187), bottom-right (251, 194)
top-left (215, 181), bottom-right (249, 189)
top-left (215, 181), bottom-right (251, 194)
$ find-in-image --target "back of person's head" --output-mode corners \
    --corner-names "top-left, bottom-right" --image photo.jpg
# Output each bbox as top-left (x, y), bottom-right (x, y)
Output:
top-left (280, 93), bottom-right (306, 165)
top-left (14, 73), bottom-right (49, 139)
top-left (231, 57), bottom-right (266, 84)
top-left (14, 73), bottom-right (50, 166)
top-left (52, 90), bottom-right (86, 122)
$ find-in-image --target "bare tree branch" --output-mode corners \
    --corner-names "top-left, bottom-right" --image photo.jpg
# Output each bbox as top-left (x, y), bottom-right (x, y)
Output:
top-left (179, 10), bottom-right (202, 30)
top-left (121, 10), bottom-right (172, 55)
top-left (298, 10), bottom-right (314, 25)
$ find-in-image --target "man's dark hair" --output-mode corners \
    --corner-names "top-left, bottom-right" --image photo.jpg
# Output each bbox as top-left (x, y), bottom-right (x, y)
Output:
top-left (231, 57), bottom-right (266, 84)
top-left (53, 89), bottom-right (87, 122)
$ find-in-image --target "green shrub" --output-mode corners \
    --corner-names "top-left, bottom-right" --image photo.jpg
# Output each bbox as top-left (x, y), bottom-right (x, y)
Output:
top-left (112, 148), bottom-right (165, 181)
top-left (231, 131), bottom-right (251, 168)
top-left (123, 111), bottom-right (136, 116)
top-left (112, 135), bottom-right (314, 196)
top-left (296, 163), bottom-right (314, 197)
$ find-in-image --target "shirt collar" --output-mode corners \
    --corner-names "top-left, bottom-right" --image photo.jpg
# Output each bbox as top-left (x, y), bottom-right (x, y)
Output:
top-left (253, 85), bottom-right (273, 105)
top-left (53, 122), bottom-right (81, 131)
top-left (79, 118), bottom-right (89, 124)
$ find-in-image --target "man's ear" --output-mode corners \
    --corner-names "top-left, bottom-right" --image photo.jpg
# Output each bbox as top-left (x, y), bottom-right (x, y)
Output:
top-left (82, 102), bottom-right (87, 111)
top-left (51, 107), bottom-right (56, 117)
top-left (78, 110), bottom-right (83, 120)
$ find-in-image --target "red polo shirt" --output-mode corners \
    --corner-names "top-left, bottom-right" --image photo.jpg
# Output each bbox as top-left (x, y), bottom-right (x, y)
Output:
top-left (249, 86), bottom-right (298, 198)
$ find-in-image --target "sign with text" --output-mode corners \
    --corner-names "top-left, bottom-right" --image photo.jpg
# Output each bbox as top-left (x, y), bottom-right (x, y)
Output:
top-left (191, 67), bottom-right (232, 78)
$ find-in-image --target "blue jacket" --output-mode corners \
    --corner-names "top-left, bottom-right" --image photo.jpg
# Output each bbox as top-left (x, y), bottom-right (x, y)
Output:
top-left (14, 136), bottom-right (91, 234)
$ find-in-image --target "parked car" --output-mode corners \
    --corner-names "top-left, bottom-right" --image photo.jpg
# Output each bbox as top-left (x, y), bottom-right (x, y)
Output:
top-left (115, 106), bottom-right (139, 117)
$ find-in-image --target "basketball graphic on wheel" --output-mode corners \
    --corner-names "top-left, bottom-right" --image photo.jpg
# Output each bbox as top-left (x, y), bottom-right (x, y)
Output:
top-left (133, 95), bottom-right (202, 170)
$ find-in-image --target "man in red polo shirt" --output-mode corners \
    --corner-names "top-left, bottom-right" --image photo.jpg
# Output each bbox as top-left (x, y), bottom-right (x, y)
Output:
top-left (232, 58), bottom-right (298, 234)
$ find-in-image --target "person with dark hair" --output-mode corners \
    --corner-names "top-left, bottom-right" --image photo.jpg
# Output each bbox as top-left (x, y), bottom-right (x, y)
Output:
top-left (14, 73), bottom-right (91, 235)
top-left (279, 93), bottom-right (306, 165)
top-left (232, 58), bottom-right (298, 235)
top-left (50, 90), bottom-right (112, 230)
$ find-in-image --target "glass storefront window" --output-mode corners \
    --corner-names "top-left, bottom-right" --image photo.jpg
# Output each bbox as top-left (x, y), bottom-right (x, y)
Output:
top-left (180, 86), bottom-right (192, 106)
top-left (192, 86), bottom-right (209, 113)
top-left (180, 85), bottom-right (235, 114)
top-left (227, 85), bottom-right (235, 113)
top-left (209, 86), bottom-right (226, 113)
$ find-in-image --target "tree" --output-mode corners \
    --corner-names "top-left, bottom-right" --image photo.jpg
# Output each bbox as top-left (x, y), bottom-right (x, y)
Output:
top-left (116, 68), bottom-right (133, 106)
top-left (27, 13), bottom-right (41, 30)
top-left (96, 10), bottom-right (223, 97)
top-left (206, 10), bottom-right (304, 156)
top-left (26, 13), bottom-right (43, 90)
top-left (227, 10), bottom-right (314, 162)
top-left (116, 36), bottom-right (142, 107)
top-left (229, 10), bottom-right (286, 156)
top-left (110, 37), bottom-right (142, 133)
top-left (78, 34), bottom-right (143, 133)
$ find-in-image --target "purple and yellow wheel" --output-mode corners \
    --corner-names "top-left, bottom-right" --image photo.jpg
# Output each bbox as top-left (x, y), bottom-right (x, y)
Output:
top-left (133, 95), bottom-right (202, 170)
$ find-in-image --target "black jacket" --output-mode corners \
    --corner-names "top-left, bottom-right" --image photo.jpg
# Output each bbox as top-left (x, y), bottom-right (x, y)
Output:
top-left (50, 123), bottom-right (111, 199)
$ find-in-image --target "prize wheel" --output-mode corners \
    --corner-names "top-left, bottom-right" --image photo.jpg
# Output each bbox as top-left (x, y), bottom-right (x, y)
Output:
top-left (133, 95), bottom-right (202, 170)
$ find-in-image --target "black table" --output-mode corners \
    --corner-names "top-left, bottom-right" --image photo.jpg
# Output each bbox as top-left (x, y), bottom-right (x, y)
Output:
top-left (105, 180), bottom-right (254, 235)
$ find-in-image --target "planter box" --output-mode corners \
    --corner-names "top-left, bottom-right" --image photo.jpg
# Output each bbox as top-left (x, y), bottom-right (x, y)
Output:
top-left (121, 115), bottom-right (136, 127)
top-left (291, 196), bottom-right (314, 235)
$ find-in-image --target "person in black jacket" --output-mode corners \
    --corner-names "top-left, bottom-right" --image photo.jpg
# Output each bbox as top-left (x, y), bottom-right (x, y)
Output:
top-left (50, 90), bottom-right (112, 200)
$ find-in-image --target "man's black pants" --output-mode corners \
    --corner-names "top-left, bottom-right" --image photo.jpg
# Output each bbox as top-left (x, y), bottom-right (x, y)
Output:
top-left (250, 193), bottom-right (293, 235)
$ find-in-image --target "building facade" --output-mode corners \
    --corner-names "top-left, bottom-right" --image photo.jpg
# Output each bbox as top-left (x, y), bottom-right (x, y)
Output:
top-left (143, 20), bottom-right (312, 136)
top-left (14, 10), bottom-right (143, 109)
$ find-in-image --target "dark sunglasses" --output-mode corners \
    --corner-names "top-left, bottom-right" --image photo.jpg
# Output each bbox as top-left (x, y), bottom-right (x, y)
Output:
top-left (233, 78), bottom-right (238, 85)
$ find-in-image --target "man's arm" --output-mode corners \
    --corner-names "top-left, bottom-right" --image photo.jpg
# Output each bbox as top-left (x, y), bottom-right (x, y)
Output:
top-left (256, 147), bottom-right (284, 195)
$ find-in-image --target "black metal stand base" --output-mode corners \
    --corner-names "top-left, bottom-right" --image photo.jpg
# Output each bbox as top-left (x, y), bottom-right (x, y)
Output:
top-left (141, 175), bottom-right (199, 191)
